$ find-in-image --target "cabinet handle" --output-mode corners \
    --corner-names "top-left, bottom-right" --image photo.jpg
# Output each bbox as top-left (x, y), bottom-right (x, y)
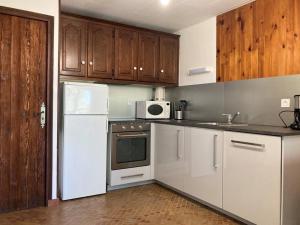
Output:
top-left (139, 67), bottom-right (143, 71)
top-left (176, 130), bottom-right (182, 160)
top-left (213, 135), bottom-right (219, 168)
top-left (81, 60), bottom-right (86, 65)
top-left (231, 140), bottom-right (265, 150)
top-left (161, 69), bottom-right (164, 73)
top-left (89, 61), bottom-right (93, 66)
top-left (121, 174), bottom-right (144, 179)
top-left (133, 66), bottom-right (137, 70)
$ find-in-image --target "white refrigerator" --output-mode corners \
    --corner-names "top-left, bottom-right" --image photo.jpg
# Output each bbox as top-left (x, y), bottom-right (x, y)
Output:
top-left (60, 82), bottom-right (108, 200)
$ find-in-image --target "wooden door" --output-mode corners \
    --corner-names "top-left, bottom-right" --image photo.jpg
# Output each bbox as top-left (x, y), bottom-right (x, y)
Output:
top-left (88, 23), bottom-right (114, 79)
top-left (0, 14), bottom-right (48, 212)
top-left (115, 28), bottom-right (138, 81)
top-left (138, 32), bottom-right (159, 82)
top-left (60, 16), bottom-right (87, 77)
top-left (159, 36), bottom-right (178, 84)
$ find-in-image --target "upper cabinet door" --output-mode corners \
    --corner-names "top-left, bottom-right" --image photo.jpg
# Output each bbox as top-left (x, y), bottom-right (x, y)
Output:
top-left (60, 17), bottom-right (87, 77)
top-left (138, 32), bottom-right (159, 82)
top-left (159, 36), bottom-right (179, 84)
top-left (114, 28), bottom-right (138, 81)
top-left (88, 23), bottom-right (114, 79)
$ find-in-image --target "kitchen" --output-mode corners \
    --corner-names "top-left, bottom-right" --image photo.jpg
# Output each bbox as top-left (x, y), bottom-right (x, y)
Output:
top-left (0, 0), bottom-right (300, 225)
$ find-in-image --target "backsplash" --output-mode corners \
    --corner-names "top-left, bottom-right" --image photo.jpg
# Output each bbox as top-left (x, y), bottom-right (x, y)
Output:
top-left (166, 82), bottom-right (224, 121)
top-left (108, 85), bottom-right (153, 119)
top-left (167, 75), bottom-right (300, 126)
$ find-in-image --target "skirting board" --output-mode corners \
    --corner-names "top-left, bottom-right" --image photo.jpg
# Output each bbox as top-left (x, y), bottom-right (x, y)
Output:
top-left (48, 199), bottom-right (60, 207)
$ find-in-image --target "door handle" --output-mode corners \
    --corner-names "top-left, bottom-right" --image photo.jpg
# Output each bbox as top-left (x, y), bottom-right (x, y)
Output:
top-left (213, 134), bottom-right (219, 168)
top-left (40, 102), bottom-right (46, 128)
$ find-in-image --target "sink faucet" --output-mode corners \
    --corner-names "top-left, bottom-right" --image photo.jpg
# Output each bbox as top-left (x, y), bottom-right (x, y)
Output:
top-left (222, 112), bottom-right (240, 124)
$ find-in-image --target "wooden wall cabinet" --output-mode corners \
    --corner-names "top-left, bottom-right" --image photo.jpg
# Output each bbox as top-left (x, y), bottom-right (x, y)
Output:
top-left (60, 17), bottom-right (87, 77)
top-left (114, 28), bottom-right (138, 81)
top-left (60, 14), bottom-right (179, 86)
top-left (88, 23), bottom-right (114, 79)
top-left (159, 36), bottom-right (179, 84)
top-left (138, 32), bottom-right (159, 82)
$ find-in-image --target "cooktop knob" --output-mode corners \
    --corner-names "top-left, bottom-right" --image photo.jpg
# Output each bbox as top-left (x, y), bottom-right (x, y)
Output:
top-left (130, 126), bottom-right (135, 129)
top-left (122, 126), bottom-right (126, 129)
top-left (138, 125), bottom-right (143, 129)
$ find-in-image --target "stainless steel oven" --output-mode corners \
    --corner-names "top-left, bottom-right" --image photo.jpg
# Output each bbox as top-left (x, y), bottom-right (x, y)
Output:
top-left (110, 121), bottom-right (151, 170)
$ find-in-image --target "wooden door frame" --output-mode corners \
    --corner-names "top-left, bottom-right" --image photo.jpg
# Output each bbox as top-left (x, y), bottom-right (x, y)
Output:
top-left (0, 6), bottom-right (54, 205)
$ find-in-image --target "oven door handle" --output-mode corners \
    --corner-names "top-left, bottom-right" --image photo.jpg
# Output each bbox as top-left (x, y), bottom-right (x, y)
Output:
top-left (116, 133), bottom-right (149, 138)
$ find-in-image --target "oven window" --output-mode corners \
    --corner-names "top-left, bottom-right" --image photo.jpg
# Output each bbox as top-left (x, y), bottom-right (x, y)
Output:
top-left (116, 138), bottom-right (147, 163)
top-left (148, 104), bottom-right (163, 115)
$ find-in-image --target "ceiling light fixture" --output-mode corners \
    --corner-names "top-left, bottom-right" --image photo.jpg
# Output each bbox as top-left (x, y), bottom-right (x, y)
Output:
top-left (160, 0), bottom-right (170, 6)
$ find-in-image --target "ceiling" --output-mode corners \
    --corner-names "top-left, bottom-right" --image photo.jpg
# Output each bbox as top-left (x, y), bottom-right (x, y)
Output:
top-left (61, 0), bottom-right (254, 32)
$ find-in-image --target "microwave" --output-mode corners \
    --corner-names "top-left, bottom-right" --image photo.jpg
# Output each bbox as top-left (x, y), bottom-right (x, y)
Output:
top-left (136, 101), bottom-right (170, 119)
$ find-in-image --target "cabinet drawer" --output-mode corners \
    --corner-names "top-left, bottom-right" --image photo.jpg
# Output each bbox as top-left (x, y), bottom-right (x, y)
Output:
top-left (111, 166), bottom-right (151, 186)
top-left (223, 132), bottom-right (281, 225)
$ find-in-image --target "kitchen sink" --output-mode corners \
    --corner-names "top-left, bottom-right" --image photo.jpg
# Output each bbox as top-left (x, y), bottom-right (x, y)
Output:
top-left (197, 122), bottom-right (248, 127)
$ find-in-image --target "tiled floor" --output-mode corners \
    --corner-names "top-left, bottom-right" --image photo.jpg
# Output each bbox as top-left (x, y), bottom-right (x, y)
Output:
top-left (0, 184), bottom-right (240, 225)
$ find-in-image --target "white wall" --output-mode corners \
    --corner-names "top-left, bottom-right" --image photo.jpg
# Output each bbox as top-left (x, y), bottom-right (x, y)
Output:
top-left (109, 85), bottom-right (153, 119)
top-left (176, 17), bottom-right (216, 86)
top-left (0, 0), bottom-right (59, 199)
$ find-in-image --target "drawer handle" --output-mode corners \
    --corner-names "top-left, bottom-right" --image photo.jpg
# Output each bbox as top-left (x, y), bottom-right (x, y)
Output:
top-left (231, 140), bottom-right (265, 148)
top-left (121, 174), bottom-right (144, 179)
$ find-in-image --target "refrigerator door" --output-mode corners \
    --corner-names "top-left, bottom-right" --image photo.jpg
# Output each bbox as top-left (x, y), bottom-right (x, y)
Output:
top-left (64, 82), bottom-right (109, 115)
top-left (60, 114), bottom-right (107, 200)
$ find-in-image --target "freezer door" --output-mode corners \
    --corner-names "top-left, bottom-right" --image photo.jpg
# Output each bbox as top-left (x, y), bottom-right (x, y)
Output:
top-left (64, 82), bottom-right (108, 115)
top-left (60, 115), bottom-right (107, 200)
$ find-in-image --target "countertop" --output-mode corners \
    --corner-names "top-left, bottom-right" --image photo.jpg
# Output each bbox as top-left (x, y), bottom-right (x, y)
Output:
top-left (151, 120), bottom-right (300, 137)
top-left (109, 119), bottom-right (300, 137)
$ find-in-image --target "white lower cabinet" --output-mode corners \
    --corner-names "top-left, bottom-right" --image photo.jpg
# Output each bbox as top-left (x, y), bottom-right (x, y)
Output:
top-left (184, 128), bottom-right (223, 208)
top-left (155, 124), bottom-right (186, 191)
top-left (223, 131), bottom-right (281, 225)
top-left (154, 124), bottom-right (283, 225)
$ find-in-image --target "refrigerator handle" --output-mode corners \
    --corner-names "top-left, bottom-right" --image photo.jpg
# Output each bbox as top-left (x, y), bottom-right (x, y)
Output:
top-left (107, 98), bottom-right (109, 114)
top-left (106, 119), bottom-right (108, 133)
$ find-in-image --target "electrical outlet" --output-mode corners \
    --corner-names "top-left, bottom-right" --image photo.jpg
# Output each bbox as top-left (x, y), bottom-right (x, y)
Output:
top-left (281, 98), bottom-right (291, 108)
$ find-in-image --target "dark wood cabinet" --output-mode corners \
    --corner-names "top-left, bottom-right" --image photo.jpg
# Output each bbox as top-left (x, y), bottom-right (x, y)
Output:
top-left (158, 36), bottom-right (179, 84)
top-left (115, 28), bottom-right (138, 81)
top-left (138, 32), bottom-right (159, 82)
top-left (60, 17), bottom-right (87, 77)
top-left (88, 23), bottom-right (114, 79)
top-left (60, 13), bottom-right (179, 86)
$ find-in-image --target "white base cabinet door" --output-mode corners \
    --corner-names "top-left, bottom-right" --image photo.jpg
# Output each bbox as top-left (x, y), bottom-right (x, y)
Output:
top-left (154, 124), bottom-right (186, 191)
top-left (184, 128), bottom-right (223, 208)
top-left (223, 131), bottom-right (281, 225)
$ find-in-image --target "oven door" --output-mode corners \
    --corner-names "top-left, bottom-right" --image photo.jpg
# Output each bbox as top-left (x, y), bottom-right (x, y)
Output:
top-left (111, 131), bottom-right (150, 170)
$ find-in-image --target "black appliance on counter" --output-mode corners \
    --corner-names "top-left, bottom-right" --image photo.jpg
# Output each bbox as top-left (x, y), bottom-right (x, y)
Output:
top-left (291, 95), bottom-right (300, 130)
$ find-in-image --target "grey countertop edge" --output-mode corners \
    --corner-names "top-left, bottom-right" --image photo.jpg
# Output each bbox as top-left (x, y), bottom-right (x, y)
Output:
top-left (149, 120), bottom-right (300, 137)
